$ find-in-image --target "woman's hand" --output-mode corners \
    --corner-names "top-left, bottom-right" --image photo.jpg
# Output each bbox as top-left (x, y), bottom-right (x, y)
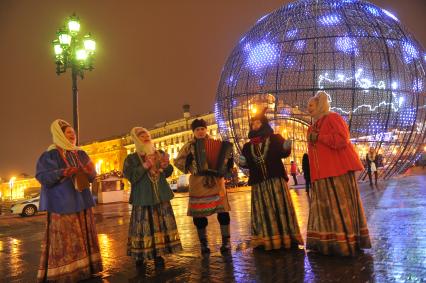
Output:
top-left (143, 159), bottom-right (154, 169)
top-left (308, 132), bottom-right (319, 143)
top-left (63, 167), bottom-right (79, 177)
top-left (160, 153), bottom-right (170, 169)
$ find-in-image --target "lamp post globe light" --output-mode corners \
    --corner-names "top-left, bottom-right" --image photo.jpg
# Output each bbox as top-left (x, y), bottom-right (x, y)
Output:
top-left (52, 14), bottom-right (96, 144)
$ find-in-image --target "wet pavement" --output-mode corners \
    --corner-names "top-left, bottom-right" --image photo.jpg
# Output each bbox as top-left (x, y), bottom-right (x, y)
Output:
top-left (1, 174), bottom-right (426, 283)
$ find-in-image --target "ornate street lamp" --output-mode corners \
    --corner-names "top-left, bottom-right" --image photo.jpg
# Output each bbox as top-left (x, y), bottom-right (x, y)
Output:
top-left (52, 14), bottom-right (96, 144)
top-left (9, 176), bottom-right (16, 200)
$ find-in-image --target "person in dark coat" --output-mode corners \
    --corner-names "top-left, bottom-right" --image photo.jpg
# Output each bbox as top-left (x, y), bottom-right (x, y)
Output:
top-left (239, 108), bottom-right (303, 251)
top-left (302, 153), bottom-right (311, 195)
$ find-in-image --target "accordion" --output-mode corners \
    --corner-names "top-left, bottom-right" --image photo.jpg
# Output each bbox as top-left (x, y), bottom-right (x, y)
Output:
top-left (194, 138), bottom-right (233, 177)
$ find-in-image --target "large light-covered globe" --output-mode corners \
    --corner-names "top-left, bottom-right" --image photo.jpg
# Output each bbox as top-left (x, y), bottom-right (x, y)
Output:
top-left (215, 0), bottom-right (426, 179)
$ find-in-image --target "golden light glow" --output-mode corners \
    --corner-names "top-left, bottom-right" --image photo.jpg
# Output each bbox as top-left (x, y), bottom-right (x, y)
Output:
top-left (424, 145), bottom-right (426, 152)
top-left (9, 176), bottom-right (16, 188)
top-left (96, 159), bottom-right (104, 174)
top-left (98, 234), bottom-right (112, 269)
top-left (10, 238), bottom-right (21, 275)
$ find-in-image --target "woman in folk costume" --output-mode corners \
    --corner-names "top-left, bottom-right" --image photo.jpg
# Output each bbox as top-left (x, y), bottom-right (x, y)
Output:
top-left (306, 91), bottom-right (371, 256)
top-left (366, 147), bottom-right (379, 186)
top-left (239, 109), bottom-right (304, 251)
top-left (123, 127), bottom-right (182, 267)
top-left (35, 119), bottom-right (102, 282)
top-left (174, 119), bottom-right (234, 254)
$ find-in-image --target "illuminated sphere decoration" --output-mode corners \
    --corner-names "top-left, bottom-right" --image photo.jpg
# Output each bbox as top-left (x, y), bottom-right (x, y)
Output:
top-left (215, 0), bottom-right (426, 179)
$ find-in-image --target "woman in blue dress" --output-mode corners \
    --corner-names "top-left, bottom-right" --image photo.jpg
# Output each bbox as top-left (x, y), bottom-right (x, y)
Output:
top-left (36, 119), bottom-right (102, 282)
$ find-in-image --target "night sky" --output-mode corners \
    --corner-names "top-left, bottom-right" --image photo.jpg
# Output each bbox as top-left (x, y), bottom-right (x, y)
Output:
top-left (0, 0), bottom-right (425, 178)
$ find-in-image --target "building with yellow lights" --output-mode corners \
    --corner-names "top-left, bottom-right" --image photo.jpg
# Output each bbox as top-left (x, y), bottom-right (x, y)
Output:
top-left (0, 175), bottom-right (41, 201)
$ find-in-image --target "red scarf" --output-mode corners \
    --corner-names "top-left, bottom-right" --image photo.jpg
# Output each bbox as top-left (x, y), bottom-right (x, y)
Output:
top-left (250, 136), bottom-right (267, 145)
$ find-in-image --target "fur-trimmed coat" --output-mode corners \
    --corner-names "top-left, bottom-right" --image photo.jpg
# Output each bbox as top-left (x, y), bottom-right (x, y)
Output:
top-left (241, 134), bottom-right (291, 185)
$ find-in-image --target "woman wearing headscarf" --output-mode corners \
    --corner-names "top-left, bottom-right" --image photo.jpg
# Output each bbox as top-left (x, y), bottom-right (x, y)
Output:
top-left (239, 109), bottom-right (303, 251)
top-left (306, 91), bottom-right (371, 256)
top-left (123, 127), bottom-right (182, 267)
top-left (35, 119), bottom-right (102, 282)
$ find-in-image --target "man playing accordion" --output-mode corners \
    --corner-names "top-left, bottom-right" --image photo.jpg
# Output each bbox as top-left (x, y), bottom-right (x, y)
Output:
top-left (174, 118), bottom-right (234, 255)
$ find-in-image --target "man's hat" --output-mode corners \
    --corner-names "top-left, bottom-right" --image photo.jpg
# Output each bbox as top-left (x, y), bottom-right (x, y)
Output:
top-left (191, 119), bottom-right (207, 131)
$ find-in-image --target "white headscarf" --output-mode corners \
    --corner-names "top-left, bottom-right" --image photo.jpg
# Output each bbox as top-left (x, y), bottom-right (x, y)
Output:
top-left (130, 127), bottom-right (155, 155)
top-left (309, 91), bottom-right (331, 121)
top-left (47, 119), bottom-right (79, 151)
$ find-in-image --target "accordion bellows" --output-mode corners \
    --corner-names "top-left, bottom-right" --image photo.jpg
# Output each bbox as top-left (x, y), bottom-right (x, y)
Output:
top-left (194, 139), bottom-right (233, 177)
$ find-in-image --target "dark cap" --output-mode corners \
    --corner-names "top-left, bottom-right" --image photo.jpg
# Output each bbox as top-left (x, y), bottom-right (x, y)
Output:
top-left (191, 119), bottom-right (207, 131)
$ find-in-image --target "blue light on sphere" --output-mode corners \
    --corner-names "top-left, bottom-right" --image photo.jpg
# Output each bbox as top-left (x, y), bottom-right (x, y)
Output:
top-left (215, 0), bottom-right (426, 179)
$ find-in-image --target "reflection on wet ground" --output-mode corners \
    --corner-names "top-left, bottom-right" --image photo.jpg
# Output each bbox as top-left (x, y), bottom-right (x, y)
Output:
top-left (0, 175), bottom-right (425, 282)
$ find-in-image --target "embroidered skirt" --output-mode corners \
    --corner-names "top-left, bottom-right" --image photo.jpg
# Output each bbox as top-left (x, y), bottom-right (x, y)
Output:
top-left (187, 175), bottom-right (230, 217)
top-left (251, 177), bottom-right (304, 250)
top-left (127, 201), bottom-right (182, 260)
top-left (307, 172), bottom-right (372, 256)
top-left (37, 209), bottom-right (103, 283)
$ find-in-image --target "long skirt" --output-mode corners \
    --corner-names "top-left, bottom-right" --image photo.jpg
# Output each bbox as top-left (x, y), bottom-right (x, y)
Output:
top-left (251, 177), bottom-right (304, 250)
top-left (127, 201), bottom-right (182, 260)
top-left (37, 209), bottom-right (103, 283)
top-left (187, 175), bottom-right (230, 217)
top-left (307, 172), bottom-right (372, 256)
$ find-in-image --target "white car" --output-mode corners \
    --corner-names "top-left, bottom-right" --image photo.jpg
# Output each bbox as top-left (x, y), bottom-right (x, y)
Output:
top-left (10, 195), bottom-right (40, 217)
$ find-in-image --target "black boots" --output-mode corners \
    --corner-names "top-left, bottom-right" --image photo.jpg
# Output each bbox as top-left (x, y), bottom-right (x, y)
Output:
top-left (220, 225), bottom-right (231, 253)
top-left (197, 226), bottom-right (231, 254)
top-left (154, 256), bottom-right (165, 268)
top-left (135, 259), bottom-right (144, 267)
top-left (197, 228), bottom-right (211, 254)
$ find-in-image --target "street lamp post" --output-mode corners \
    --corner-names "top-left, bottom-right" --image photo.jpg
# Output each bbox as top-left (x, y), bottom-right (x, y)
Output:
top-left (9, 176), bottom-right (16, 200)
top-left (52, 14), bottom-right (96, 144)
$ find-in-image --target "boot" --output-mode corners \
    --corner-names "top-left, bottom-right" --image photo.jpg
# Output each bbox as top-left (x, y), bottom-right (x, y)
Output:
top-left (197, 228), bottom-right (211, 254)
top-left (154, 256), bottom-right (165, 268)
top-left (220, 225), bottom-right (231, 254)
top-left (135, 258), bottom-right (144, 267)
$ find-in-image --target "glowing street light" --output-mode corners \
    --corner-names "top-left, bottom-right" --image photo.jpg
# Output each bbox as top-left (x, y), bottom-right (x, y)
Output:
top-left (9, 176), bottom-right (16, 200)
top-left (52, 14), bottom-right (96, 144)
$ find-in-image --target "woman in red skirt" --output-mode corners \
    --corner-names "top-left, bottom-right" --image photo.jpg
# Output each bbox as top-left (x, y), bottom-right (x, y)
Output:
top-left (35, 119), bottom-right (102, 282)
top-left (306, 92), bottom-right (371, 256)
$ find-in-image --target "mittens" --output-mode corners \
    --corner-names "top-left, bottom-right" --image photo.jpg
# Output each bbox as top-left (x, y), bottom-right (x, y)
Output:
top-left (63, 167), bottom-right (79, 177)
top-left (308, 132), bottom-right (319, 143)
